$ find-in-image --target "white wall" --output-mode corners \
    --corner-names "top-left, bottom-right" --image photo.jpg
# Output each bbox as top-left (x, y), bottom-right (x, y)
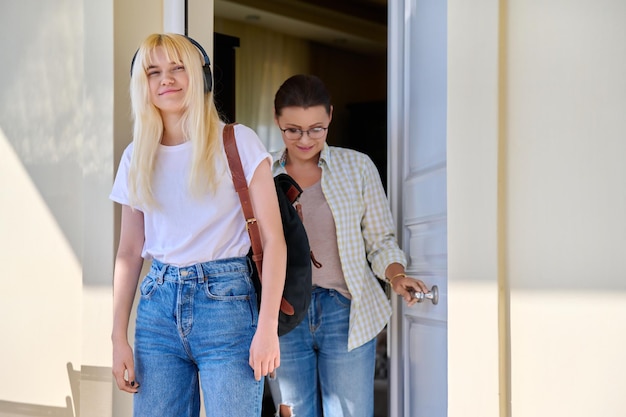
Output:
top-left (0, 1), bottom-right (216, 416)
top-left (447, 0), bottom-right (501, 415)
top-left (448, 1), bottom-right (626, 416)
top-left (506, 1), bottom-right (626, 415)
top-left (0, 0), bottom-right (85, 413)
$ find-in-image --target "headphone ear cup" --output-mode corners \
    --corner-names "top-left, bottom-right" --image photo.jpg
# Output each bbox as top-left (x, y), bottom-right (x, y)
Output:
top-left (202, 64), bottom-right (213, 93)
top-left (185, 36), bottom-right (213, 94)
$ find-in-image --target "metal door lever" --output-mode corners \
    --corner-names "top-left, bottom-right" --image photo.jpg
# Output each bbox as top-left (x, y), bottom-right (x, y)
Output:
top-left (414, 285), bottom-right (438, 305)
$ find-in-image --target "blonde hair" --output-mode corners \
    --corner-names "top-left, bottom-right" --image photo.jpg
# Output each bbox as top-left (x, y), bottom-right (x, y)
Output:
top-left (128, 33), bottom-right (221, 208)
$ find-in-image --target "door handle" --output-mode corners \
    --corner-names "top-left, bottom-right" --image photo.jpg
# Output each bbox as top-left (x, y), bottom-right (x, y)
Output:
top-left (414, 285), bottom-right (438, 305)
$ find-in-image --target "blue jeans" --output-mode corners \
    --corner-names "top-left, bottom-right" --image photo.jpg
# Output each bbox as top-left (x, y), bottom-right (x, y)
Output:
top-left (133, 257), bottom-right (263, 417)
top-left (269, 287), bottom-right (376, 417)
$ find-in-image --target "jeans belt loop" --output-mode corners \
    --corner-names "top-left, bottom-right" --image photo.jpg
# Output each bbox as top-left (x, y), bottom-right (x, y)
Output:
top-left (195, 263), bottom-right (205, 283)
top-left (156, 261), bottom-right (167, 284)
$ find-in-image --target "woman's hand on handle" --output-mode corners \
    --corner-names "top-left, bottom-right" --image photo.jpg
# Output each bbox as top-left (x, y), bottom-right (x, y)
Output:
top-left (390, 274), bottom-right (430, 307)
top-left (385, 263), bottom-right (431, 307)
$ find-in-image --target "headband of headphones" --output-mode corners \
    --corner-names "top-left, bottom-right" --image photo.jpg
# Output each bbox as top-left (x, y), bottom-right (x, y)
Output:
top-left (130, 35), bottom-right (213, 93)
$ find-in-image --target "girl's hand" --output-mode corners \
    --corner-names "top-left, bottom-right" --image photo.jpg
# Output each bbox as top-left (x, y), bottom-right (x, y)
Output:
top-left (249, 324), bottom-right (280, 381)
top-left (112, 340), bottom-right (139, 393)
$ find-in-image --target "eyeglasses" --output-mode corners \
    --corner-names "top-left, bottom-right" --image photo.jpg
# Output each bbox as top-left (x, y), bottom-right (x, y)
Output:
top-left (279, 126), bottom-right (328, 140)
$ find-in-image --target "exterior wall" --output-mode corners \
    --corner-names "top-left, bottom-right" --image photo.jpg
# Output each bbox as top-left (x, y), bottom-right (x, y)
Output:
top-left (505, 1), bottom-right (626, 415)
top-left (0, 1), bottom-right (214, 416)
top-left (0, 1), bottom-right (85, 415)
top-left (447, 0), bottom-right (501, 416)
top-left (448, 0), bottom-right (626, 416)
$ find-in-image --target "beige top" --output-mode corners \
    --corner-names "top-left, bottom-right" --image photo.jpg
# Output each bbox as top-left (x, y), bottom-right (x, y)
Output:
top-left (300, 180), bottom-right (351, 299)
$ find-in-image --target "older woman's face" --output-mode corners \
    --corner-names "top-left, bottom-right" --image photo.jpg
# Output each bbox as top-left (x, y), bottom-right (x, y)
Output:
top-left (275, 105), bottom-right (332, 163)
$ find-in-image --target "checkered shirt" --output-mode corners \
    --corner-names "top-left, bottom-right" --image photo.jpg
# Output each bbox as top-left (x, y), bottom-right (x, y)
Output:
top-left (272, 144), bottom-right (407, 350)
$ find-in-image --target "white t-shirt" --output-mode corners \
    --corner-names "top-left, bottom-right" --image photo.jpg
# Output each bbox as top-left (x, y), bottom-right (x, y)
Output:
top-left (110, 123), bottom-right (270, 266)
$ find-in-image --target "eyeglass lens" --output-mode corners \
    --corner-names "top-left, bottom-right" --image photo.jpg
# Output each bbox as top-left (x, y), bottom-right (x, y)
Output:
top-left (283, 127), bottom-right (327, 140)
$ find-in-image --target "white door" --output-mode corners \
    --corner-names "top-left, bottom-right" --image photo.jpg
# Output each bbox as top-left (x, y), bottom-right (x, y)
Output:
top-left (388, 0), bottom-right (448, 416)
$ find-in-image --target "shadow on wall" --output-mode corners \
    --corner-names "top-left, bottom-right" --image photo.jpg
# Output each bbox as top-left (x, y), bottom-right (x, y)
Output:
top-left (0, 399), bottom-right (74, 417)
top-left (0, 1), bottom-right (113, 279)
top-left (0, 363), bottom-right (110, 417)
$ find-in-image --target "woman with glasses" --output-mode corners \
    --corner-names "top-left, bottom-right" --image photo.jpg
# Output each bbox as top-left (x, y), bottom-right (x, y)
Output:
top-left (268, 74), bottom-right (429, 417)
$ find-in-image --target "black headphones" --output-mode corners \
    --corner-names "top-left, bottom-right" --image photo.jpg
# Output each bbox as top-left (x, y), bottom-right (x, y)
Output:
top-left (130, 35), bottom-right (213, 93)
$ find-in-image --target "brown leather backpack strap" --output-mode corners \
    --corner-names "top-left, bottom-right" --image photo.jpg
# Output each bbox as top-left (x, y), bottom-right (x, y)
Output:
top-left (223, 123), bottom-right (295, 315)
top-left (223, 123), bottom-right (264, 279)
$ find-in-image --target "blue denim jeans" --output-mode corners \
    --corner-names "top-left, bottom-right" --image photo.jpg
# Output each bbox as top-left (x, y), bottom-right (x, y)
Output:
top-left (269, 287), bottom-right (376, 417)
top-left (133, 257), bottom-right (263, 417)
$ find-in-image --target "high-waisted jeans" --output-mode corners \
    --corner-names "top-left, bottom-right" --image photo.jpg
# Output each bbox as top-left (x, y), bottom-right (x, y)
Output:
top-left (133, 257), bottom-right (263, 417)
top-left (269, 287), bottom-right (376, 417)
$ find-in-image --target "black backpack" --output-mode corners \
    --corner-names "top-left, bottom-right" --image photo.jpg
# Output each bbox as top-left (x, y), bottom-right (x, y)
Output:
top-left (223, 123), bottom-right (312, 336)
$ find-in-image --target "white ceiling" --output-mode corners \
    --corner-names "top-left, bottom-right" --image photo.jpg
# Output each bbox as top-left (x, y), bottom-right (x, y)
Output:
top-left (214, 0), bottom-right (387, 55)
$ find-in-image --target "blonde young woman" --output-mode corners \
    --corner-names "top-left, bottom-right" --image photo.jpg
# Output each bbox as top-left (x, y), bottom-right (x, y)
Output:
top-left (110, 33), bottom-right (286, 416)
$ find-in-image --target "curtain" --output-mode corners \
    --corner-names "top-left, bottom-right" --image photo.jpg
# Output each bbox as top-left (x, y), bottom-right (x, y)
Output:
top-left (216, 19), bottom-right (311, 151)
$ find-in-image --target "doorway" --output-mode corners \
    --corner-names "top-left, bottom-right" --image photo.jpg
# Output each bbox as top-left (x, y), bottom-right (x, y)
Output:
top-left (213, 1), bottom-right (391, 416)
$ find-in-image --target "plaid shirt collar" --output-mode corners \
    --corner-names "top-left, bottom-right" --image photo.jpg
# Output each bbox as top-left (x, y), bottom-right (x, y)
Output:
top-left (274, 143), bottom-right (334, 171)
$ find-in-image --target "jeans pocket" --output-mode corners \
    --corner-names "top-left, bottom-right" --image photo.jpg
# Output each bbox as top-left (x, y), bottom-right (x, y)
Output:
top-left (139, 275), bottom-right (160, 299)
top-left (203, 271), bottom-right (252, 301)
top-left (331, 290), bottom-right (352, 309)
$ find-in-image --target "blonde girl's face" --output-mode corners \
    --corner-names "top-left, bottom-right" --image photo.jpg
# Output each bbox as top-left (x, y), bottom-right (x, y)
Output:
top-left (275, 105), bottom-right (332, 164)
top-left (146, 46), bottom-right (189, 115)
